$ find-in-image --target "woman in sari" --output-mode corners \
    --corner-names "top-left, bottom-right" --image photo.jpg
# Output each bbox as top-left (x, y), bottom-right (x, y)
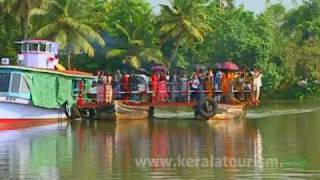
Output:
top-left (204, 72), bottom-right (213, 99)
top-left (222, 72), bottom-right (233, 104)
top-left (151, 72), bottom-right (159, 102)
top-left (158, 72), bottom-right (169, 102)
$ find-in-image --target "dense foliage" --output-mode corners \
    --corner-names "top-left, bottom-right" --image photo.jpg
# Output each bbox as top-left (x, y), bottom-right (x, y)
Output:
top-left (1, 0), bottom-right (320, 98)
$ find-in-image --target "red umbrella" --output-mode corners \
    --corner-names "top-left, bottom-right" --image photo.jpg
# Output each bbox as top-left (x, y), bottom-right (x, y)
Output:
top-left (223, 61), bottom-right (239, 71)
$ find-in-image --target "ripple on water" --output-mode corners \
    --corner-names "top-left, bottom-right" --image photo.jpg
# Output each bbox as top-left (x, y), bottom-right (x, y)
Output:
top-left (247, 107), bottom-right (320, 119)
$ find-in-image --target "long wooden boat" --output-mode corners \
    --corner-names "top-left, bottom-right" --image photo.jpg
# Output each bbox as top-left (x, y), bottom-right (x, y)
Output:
top-left (94, 99), bottom-right (246, 121)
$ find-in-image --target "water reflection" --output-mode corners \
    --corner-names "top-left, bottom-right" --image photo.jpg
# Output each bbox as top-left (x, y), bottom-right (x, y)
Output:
top-left (1, 104), bottom-right (320, 179)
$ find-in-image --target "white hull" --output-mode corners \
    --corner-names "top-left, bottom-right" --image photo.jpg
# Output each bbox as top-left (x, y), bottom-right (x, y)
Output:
top-left (0, 102), bottom-right (67, 120)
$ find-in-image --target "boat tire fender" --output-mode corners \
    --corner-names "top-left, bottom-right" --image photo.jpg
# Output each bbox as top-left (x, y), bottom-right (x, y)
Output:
top-left (198, 98), bottom-right (218, 120)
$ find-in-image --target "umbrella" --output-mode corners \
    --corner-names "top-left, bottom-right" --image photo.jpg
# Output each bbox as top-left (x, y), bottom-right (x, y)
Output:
top-left (176, 67), bottom-right (186, 74)
top-left (215, 63), bottom-right (223, 69)
top-left (223, 61), bottom-right (239, 71)
top-left (152, 65), bottom-right (167, 72)
top-left (193, 64), bottom-right (206, 71)
top-left (135, 68), bottom-right (149, 75)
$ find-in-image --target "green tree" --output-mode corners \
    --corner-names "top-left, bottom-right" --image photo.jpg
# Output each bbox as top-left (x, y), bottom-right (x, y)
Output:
top-left (0, 0), bottom-right (21, 61)
top-left (104, 0), bottom-right (165, 68)
top-left (255, 4), bottom-right (289, 91)
top-left (158, 0), bottom-right (212, 66)
top-left (106, 12), bottom-right (165, 68)
top-left (35, 0), bottom-right (105, 69)
top-left (202, 7), bottom-right (273, 66)
top-left (1, 0), bottom-right (44, 38)
top-left (106, 25), bottom-right (164, 68)
top-left (283, 0), bottom-right (320, 42)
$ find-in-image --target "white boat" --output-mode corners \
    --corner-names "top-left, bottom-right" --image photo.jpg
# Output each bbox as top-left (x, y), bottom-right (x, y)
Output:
top-left (0, 40), bottom-right (95, 120)
top-left (0, 102), bottom-right (67, 120)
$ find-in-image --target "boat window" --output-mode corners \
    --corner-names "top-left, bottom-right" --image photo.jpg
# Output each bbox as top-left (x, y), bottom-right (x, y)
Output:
top-left (28, 43), bottom-right (39, 51)
top-left (10, 73), bottom-right (21, 93)
top-left (73, 80), bottom-right (79, 89)
top-left (47, 44), bottom-right (52, 53)
top-left (22, 43), bottom-right (28, 52)
top-left (40, 43), bottom-right (47, 52)
top-left (20, 76), bottom-right (30, 94)
top-left (0, 73), bottom-right (10, 92)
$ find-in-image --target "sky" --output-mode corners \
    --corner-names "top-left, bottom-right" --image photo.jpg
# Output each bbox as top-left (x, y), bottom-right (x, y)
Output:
top-left (149, 0), bottom-right (301, 14)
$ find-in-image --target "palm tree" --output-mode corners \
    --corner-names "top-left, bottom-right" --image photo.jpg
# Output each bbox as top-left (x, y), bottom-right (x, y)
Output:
top-left (0, 0), bottom-right (4, 10)
top-left (158, 0), bottom-right (212, 63)
top-left (35, 0), bottom-right (105, 69)
top-left (1, 0), bottom-right (44, 38)
top-left (107, 11), bottom-right (165, 68)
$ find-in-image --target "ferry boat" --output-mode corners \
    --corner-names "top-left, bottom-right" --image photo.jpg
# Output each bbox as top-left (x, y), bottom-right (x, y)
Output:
top-left (0, 40), bottom-right (95, 120)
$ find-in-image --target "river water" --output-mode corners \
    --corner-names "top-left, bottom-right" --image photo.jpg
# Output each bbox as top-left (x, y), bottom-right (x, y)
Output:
top-left (1, 100), bottom-right (320, 179)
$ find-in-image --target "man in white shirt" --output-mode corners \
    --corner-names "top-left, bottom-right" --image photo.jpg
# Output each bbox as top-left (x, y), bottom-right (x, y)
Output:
top-left (254, 69), bottom-right (263, 103)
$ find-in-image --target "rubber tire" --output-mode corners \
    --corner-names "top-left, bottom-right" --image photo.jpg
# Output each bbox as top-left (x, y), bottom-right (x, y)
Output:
top-left (198, 98), bottom-right (218, 120)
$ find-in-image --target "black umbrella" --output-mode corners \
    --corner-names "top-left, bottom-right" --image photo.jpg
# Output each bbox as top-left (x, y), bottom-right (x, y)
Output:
top-left (135, 68), bottom-right (149, 75)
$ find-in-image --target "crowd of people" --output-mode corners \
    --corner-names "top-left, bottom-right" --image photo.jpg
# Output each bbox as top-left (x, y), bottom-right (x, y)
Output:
top-left (94, 66), bottom-right (263, 105)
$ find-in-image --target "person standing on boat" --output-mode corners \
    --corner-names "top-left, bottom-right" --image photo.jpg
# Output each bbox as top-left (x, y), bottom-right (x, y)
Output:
top-left (178, 72), bottom-right (188, 102)
top-left (151, 71), bottom-right (159, 102)
top-left (198, 70), bottom-right (205, 101)
top-left (190, 73), bottom-right (200, 102)
top-left (97, 72), bottom-right (107, 103)
top-left (214, 69), bottom-right (223, 102)
top-left (114, 69), bottom-right (122, 100)
top-left (158, 71), bottom-right (169, 102)
top-left (235, 71), bottom-right (245, 101)
top-left (121, 72), bottom-right (130, 100)
top-left (222, 71), bottom-right (233, 104)
top-left (105, 73), bottom-right (113, 103)
top-left (169, 72), bottom-right (179, 102)
top-left (128, 73), bottom-right (139, 101)
top-left (247, 71), bottom-right (256, 105)
top-left (97, 70), bottom-right (103, 84)
top-left (208, 68), bottom-right (215, 90)
top-left (254, 69), bottom-right (263, 104)
top-left (204, 72), bottom-right (213, 99)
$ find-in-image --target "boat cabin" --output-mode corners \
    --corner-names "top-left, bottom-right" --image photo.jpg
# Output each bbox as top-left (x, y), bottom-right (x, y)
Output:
top-left (17, 40), bottom-right (59, 69)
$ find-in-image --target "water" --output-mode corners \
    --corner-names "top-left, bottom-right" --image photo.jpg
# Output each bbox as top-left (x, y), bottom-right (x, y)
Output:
top-left (1, 100), bottom-right (320, 179)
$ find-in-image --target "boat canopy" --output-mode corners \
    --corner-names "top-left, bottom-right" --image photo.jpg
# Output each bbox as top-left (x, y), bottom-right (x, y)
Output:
top-left (24, 71), bottom-right (75, 109)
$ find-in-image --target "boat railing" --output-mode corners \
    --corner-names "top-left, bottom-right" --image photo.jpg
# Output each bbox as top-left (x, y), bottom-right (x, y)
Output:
top-left (77, 81), bottom-right (256, 107)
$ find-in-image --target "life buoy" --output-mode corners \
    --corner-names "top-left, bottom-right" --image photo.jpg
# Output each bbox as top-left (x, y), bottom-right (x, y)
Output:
top-left (198, 98), bottom-right (218, 120)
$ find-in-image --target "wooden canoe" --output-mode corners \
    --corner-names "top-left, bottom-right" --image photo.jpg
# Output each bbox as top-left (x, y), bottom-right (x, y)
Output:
top-left (94, 101), bottom-right (150, 121)
top-left (208, 103), bottom-right (246, 121)
top-left (113, 101), bottom-right (150, 121)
